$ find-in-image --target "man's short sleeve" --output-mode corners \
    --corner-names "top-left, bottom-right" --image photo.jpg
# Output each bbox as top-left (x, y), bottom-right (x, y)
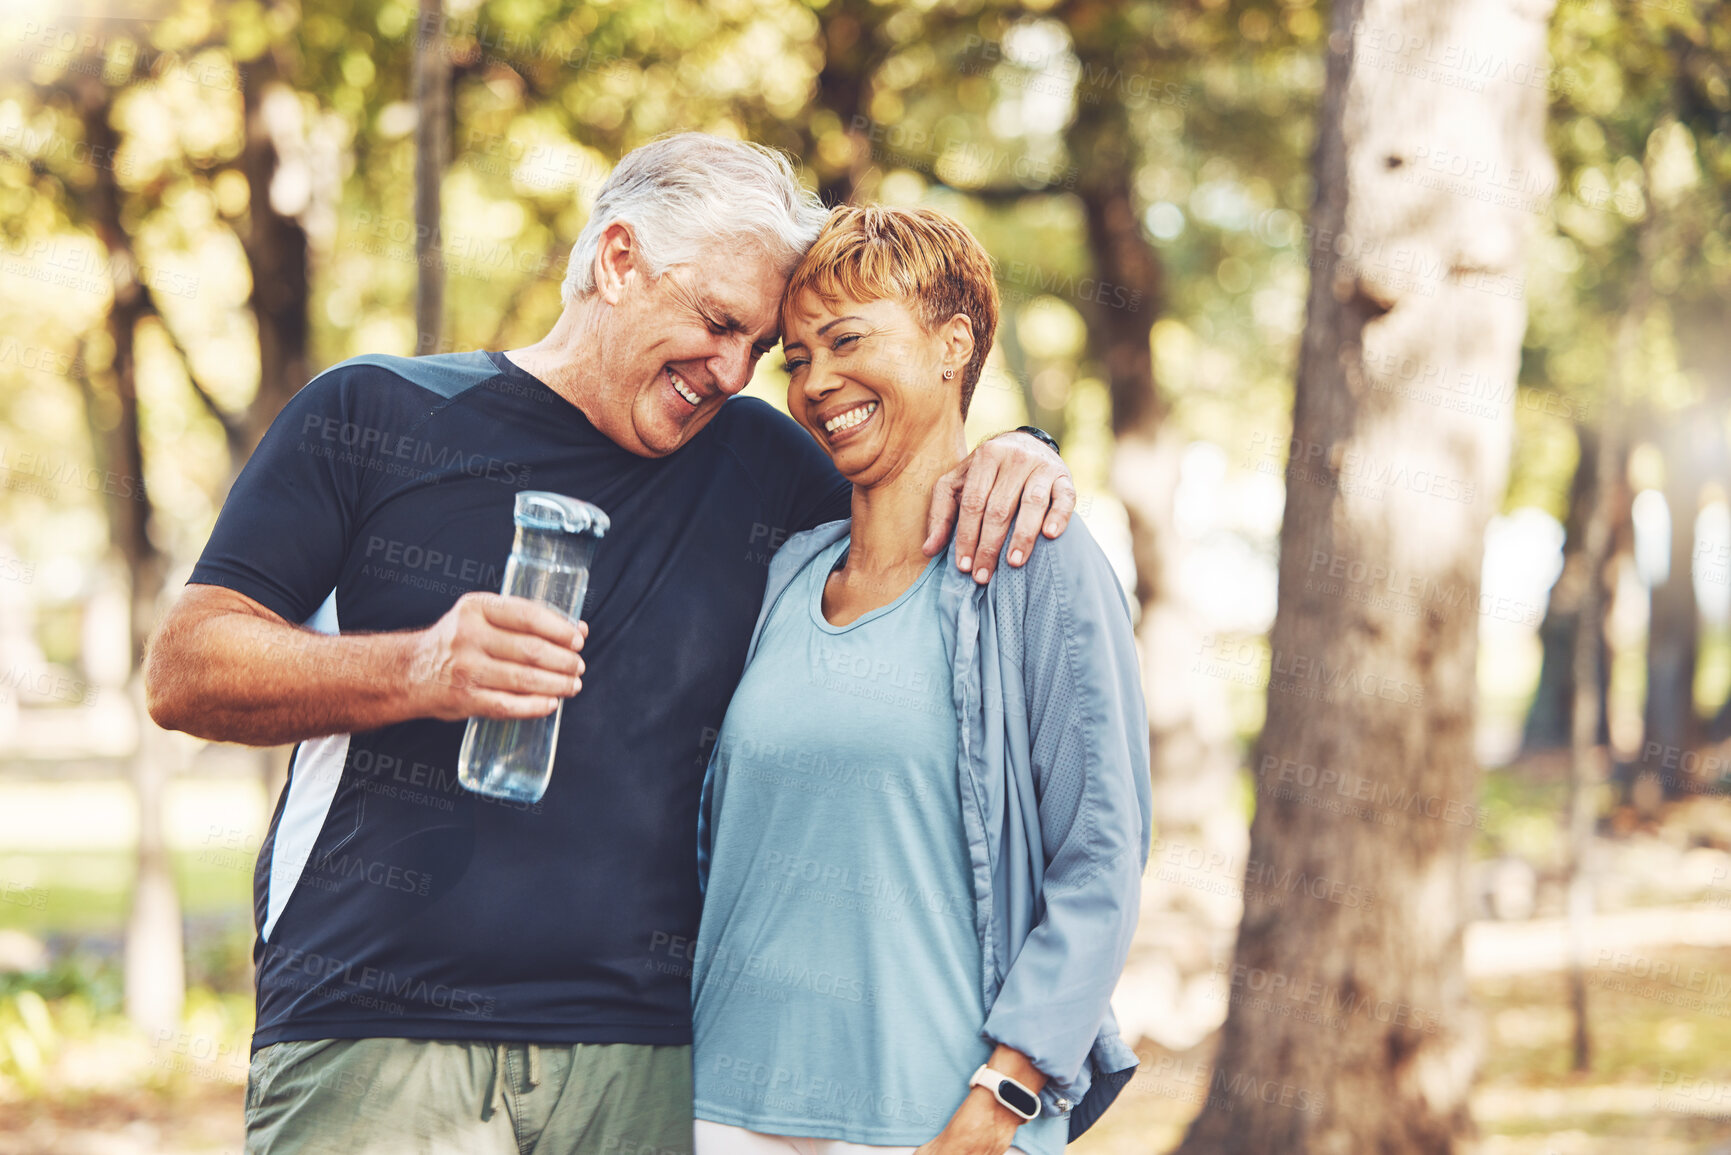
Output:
top-left (188, 369), bottom-right (370, 625)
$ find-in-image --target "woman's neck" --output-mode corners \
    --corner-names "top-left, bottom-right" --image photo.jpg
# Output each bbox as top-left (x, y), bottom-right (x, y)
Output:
top-left (842, 428), bottom-right (968, 583)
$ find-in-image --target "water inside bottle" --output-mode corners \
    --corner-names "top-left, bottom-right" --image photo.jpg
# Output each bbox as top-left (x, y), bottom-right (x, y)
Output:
top-left (456, 555), bottom-right (592, 803)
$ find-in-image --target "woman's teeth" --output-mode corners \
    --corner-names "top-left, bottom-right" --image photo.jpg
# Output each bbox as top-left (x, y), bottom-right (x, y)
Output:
top-left (823, 402), bottom-right (878, 434)
top-left (670, 371), bottom-right (701, 406)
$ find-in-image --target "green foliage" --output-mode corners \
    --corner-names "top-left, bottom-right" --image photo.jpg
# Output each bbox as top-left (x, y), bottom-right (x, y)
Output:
top-left (0, 989), bottom-right (56, 1092)
top-left (1510, 0), bottom-right (1731, 514)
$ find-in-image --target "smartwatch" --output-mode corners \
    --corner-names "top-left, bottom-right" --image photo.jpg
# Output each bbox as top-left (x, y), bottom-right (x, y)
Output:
top-left (1014, 425), bottom-right (1061, 455)
top-left (969, 1063), bottom-right (1042, 1122)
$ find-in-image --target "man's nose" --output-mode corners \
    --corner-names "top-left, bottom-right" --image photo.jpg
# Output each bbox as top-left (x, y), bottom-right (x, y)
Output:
top-left (711, 338), bottom-right (754, 395)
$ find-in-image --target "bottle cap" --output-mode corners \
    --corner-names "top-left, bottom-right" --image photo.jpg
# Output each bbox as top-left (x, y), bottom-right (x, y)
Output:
top-left (513, 491), bottom-right (611, 537)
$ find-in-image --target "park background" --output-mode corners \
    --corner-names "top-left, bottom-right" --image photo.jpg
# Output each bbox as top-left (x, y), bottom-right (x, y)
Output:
top-left (2, 0), bottom-right (1731, 1151)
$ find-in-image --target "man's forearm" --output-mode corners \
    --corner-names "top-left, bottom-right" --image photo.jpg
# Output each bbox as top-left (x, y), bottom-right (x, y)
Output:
top-left (146, 599), bottom-right (426, 746)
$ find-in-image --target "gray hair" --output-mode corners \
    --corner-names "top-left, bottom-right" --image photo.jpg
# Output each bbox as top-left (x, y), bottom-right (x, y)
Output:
top-left (560, 133), bottom-right (829, 304)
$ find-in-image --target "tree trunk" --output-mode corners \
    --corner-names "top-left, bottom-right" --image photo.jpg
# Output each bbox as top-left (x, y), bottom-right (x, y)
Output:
top-left (1173, 0), bottom-right (1556, 1148)
top-left (1687, 310), bottom-right (1731, 745)
top-left (1521, 423), bottom-right (1612, 754)
top-left (1065, 1), bottom-right (1243, 1053)
top-left (72, 63), bottom-right (183, 1037)
top-left (240, 47), bottom-right (313, 449)
top-left (1641, 408), bottom-right (1705, 796)
top-left (413, 0), bottom-right (449, 352)
top-left (1565, 167), bottom-right (1664, 1067)
top-left (1565, 414), bottom-right (1619, 1074)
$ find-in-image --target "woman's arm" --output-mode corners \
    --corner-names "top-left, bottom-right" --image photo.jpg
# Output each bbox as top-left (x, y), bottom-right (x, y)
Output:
top-left (977, 524), bottom-right (1153, 1115)
top-left (915, 1045), bottom-right (1047, 1155)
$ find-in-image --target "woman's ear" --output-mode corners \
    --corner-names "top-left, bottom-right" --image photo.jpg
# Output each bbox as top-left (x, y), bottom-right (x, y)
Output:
top-left (941, 313), bottom-right (976, 376)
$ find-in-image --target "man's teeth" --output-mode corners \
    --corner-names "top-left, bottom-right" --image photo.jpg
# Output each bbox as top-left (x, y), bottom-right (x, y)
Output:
top-left (670, 371), bottom-right (701, 406)
top-left (823, 402), bottom-right (878, 434)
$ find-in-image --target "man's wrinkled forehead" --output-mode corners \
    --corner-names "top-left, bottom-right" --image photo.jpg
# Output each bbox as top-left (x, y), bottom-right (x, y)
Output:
top-left (669, 254), bottom-right (786, 343)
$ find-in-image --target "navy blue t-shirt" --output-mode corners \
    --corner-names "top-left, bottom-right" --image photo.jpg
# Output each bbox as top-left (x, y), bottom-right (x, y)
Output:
top-left (189, 350), bottom-right (850, 1050)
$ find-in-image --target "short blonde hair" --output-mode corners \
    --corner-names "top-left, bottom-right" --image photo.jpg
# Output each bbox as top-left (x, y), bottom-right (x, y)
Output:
top-left (783, 205), bottom-right (999, 418)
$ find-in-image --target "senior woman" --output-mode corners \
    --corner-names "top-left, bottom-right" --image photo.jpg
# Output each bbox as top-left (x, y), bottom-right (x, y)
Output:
top-left (692, 205), bottom-right (1150, 1155)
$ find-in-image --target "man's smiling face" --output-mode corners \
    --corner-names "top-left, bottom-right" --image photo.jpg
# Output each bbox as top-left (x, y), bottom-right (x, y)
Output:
top-left (592, 234), bottom-right (788, 458)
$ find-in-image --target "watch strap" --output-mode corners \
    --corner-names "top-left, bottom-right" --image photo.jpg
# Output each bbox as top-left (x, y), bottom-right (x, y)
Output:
top-left (968, 1063), bottom-right (1042, 1121)
top-left (1013, 425), bottom-right (1061, 455)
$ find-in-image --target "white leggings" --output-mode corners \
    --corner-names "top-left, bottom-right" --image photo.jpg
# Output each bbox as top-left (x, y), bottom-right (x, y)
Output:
top-left (694, 1120), bottom-right (1030, 1155)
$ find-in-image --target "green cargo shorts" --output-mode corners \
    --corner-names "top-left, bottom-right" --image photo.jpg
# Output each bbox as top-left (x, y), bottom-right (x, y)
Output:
top-left (244, 1038), bottom-right (693, 1155)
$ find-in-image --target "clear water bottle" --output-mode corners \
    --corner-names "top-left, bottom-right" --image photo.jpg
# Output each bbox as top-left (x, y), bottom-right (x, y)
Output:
top-left (457, 490), bottom-right (610, 803)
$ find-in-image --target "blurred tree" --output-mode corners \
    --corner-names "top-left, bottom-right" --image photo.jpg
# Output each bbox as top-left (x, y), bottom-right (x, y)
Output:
top-left (412, 0), bottom-right (448, 352)
top-left (1175, 0), bottom-right (1557, 1149)
top-left (1520, 421), bottom-right (1613, 754)
top-left (58, 52), bottom-right (183, 1037)
top-left (1566, 169), bottom-right (1662, 1071)
top-left (1062, 0), bottom-right (1241, 1054)
top-left (235, 27), bottom-right (314, 457)
top-left (1520, 0), bottom-right (1731, 796)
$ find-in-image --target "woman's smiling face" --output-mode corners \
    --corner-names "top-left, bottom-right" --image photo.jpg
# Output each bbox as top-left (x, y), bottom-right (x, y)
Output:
top-left (780, 289), bottom-right (970, 489)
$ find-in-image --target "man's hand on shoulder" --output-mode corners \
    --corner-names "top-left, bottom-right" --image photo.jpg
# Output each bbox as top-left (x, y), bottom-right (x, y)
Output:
top-left (922, 430), bottom-right (1076, 583)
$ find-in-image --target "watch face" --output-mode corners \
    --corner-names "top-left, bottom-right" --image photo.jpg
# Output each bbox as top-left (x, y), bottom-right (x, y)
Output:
top-left (998, 1079), bottom-right (1039, 1118)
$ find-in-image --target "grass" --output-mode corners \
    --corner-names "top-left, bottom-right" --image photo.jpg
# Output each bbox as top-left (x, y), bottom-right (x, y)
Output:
top-left (0, 850), bottom-right (255, 937)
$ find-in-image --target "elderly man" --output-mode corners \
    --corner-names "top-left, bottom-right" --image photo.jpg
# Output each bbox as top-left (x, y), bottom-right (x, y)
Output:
top-left (145, 133), bottom-right (1075, 1155)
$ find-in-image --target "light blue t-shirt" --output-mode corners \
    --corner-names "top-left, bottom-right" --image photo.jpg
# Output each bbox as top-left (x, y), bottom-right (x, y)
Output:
top-left (692, 537), bottom-right (1064, 1155)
